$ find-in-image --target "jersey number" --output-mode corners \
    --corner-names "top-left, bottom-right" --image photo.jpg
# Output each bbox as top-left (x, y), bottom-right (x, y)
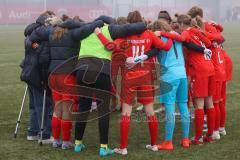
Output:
top-left (218, 51), bottom-right (224, 64)
top-left (132, 45), bottom-right (145, 58)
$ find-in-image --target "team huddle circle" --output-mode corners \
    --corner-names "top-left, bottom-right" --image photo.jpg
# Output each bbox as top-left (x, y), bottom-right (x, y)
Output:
top-left (15, 5), bottom-right (233, 158)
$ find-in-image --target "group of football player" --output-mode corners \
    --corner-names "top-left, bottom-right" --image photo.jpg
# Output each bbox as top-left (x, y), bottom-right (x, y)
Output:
top-left (22, 6), bottom-right (232, 157)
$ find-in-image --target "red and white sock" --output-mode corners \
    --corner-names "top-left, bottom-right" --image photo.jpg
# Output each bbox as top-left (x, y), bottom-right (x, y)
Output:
top-left (194, 109), bottom-right (204, 140)
top-left (214, 103), bottom-right (220, 131)
top-left (147, 115), bottom-right (158, 145)
top-left (206, 107), bottom-right (216, 136)
top-left (61, 120), bottom-right (72, 141)
top-left (120, 115), bottom-right (130, 149)
top-left (219, 100), bottom-right (226, 128)
top-left (52, 116), bottom-right (61, 140)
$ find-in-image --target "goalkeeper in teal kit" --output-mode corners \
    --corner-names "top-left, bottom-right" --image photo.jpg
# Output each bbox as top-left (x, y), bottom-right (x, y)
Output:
top-left (132, 34), bottom-right (190, 150)
top-left (156, 36), bottom-right (190, 150)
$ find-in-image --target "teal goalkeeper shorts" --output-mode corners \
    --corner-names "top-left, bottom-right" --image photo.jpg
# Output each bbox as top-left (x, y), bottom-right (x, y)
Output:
top-left (159, 78), bottom-right (188, 104)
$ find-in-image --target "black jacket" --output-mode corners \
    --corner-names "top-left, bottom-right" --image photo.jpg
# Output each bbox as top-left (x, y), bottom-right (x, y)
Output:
top-left (29, 20), bottom-right (104, 74)
top-left (20, 15), bottom-right (49, 89)
top-left (95, 15), bottom-right (147, 40)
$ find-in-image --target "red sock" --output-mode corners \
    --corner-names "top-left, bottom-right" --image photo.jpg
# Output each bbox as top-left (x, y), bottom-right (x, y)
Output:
top-left (194, 109), bottom-right (204, 140)
top-left (206, 107), bottom-right (216, 136)
top-left (219, 100), bottom-right (226, 128)
top-left (120, 115), bottom-right (130, 149)
top-left (214, 103), bottom-right (220, 131)
top-left (61, 120), bottom-right (72, 141)
top-left (147, 115), bottom-right (158, 145)
top-left (52, 116), bottom-right (61, 140)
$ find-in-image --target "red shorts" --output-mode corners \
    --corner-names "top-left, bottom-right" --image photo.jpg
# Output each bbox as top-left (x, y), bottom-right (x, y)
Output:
top-left (50, 74), bottom-right (78, 102)
top-left (221, 81), bottom-right (227, 100)
top-left (213, 81), bottom-right (224, 101)
top-left (121, 70), bottom-right (154, 105)
top-left (190, 76), bottom-right (215, 98)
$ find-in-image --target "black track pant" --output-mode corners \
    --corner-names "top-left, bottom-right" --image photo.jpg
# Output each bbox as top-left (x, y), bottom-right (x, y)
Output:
top-left (75, 70), bottom-right (111, 144)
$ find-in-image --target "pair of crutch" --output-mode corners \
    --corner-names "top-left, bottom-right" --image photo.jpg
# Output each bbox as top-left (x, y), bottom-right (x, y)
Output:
top-left (13, 85), bottom-right (47, 146)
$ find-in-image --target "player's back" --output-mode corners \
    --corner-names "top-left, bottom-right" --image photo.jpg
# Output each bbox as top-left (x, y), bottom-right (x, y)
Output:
top-left (183, 29), bottom-right (215, 77)
top-left (124, 30), bottom-right (155, 59)
top-left (159, 37), bottom-right (185, 68)
top-left (158, 37), bottom-right (186, 81)
top-left (121, 30), bottom-right (157, 77)
top-left (211, 46), bottom-right (226, 81)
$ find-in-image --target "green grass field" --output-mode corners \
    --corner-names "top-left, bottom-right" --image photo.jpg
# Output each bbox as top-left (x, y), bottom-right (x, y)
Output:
top-left (0, 24), bottom-right (240, 160)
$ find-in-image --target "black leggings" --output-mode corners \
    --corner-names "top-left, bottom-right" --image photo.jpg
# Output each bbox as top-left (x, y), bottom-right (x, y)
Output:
top-left (75, 70), bottom-right (111, 144)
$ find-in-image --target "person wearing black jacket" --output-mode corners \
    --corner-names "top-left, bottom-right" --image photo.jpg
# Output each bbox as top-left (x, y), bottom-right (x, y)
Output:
top-left (29, 17), bottom-right (105, 150)
top-left (21, 14), bottom-right (53, 144)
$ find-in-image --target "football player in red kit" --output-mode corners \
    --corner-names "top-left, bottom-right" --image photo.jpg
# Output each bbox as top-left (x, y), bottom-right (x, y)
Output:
top-left (188, 6), bottom-right (232, 140)
top-left (177, 14), bottom-right (216, 145)
top-left (219, 48), bottom-right (232, 136)
top-left (95, 10), bottom-right (172, 155)
top-left (212, 22), bottom-right (233, 136)
top-left (204, 21), bottom-right (226, 140)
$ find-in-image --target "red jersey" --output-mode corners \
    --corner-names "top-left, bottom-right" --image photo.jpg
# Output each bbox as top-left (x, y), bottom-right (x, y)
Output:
top-left (182, 28), bottom-right (215, 77)
top-left (204, 22), bottom-right (224, 43)
top-left (96, 30), bottom-right (172, 79)
top-left (110, 38), bottom-right (127, 77)
top-left (222, 49), bottom-right (233, 81)
top-left (211, 45), bottom-right (226, 81)
top-left (119, 30), bottom-right (172, 76)
top-left (123, 30), bottom-right (172, 59)
top-left (205, 22), bottom-right (228, 81)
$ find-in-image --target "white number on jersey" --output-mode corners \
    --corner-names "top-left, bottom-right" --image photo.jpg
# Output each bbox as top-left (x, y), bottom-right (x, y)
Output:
top-left (218, 51), bottom-right (224, 64)
top-left (132, 45), bottom-right (145, 58)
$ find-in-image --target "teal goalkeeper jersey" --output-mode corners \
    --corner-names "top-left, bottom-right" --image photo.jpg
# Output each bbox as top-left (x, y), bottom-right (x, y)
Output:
top-left (157, 37), bottom-right (187, 81)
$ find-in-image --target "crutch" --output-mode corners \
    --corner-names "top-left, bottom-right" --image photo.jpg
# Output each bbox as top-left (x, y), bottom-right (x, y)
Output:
top-left (39, 88), bottom-right (47, 146)
top-left (14, 85), bottom-right (28, 139)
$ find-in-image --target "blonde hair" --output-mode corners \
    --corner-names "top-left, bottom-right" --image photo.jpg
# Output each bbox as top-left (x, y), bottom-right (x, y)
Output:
top-left (52, 27), bottom-right (68, 40)
top-left (177, 14), bottom-right (192, 26)
top-left (40, 10), bottom-right (55, 17)
top-left (158, 10), bottom-right (172, 23)
top-left (116, 17), bottom-right (127, 25)
top-left (188, 6), bottom-right (203, 18)
top-left (45, 16), bottom-right (63, 26)
top-left (127, 10), bottom-right (143, 23)
top-left (151, 20), bottom-right (172, 32)
top-left (73, 16), bottom-right (84, 22)
top-left (191, 16), bottom-right (204, 31)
